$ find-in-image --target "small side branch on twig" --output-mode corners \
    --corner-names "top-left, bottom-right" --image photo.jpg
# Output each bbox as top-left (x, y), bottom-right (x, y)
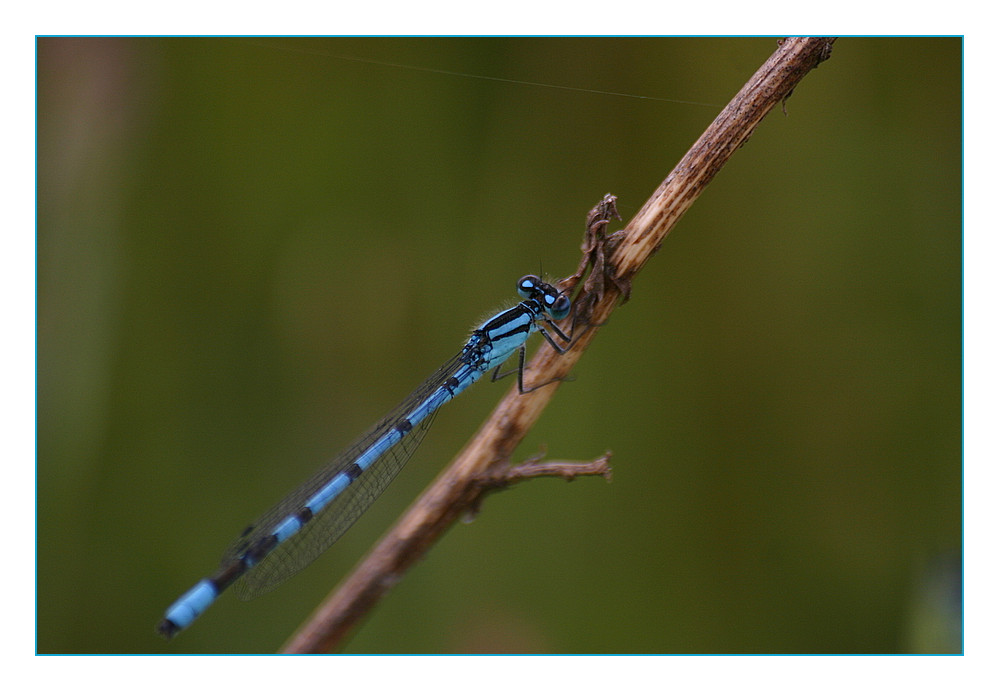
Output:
top-left (480, 453), bottom-right (614, 489)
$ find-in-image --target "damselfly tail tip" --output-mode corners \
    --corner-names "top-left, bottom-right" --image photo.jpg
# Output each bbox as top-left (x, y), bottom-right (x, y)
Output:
top-left (156, 618), bottom-right (180, 640)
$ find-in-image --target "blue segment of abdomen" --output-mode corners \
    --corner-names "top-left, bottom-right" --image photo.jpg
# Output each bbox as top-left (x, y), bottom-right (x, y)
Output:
top-left (305, 471), bottom-right (353, 514)
top-left (162, 580), bottom-right (216, 631)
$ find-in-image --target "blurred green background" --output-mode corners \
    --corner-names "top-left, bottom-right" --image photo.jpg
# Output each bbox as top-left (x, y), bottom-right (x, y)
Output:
top-left (37, 37), bottom-right (961, 654)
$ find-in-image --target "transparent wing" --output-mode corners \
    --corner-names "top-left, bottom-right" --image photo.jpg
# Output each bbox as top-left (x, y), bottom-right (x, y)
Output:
top-left (223, 353), bottom-right (474, 600)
